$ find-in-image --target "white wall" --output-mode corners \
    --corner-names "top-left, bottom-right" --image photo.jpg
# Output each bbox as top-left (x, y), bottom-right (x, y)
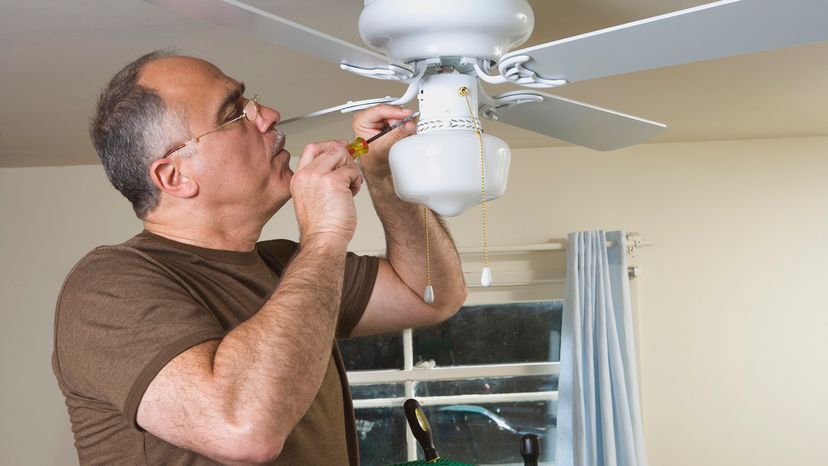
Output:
top-left (1, 136), bottom-right (826, 465)
top-left (0, 165), bottom-right (141, 466)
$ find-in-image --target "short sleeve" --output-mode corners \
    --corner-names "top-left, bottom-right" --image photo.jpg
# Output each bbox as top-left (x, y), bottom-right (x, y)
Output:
top-left (53, 247), bottom-right (226, 429)
top-left (256, 240), bottom-right (378, 338)
top-left (337, 252), bottom-right (379, 337)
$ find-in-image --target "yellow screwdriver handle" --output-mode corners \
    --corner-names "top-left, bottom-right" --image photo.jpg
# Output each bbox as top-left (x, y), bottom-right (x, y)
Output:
top-left (347, 137), bottom-right (369, 158)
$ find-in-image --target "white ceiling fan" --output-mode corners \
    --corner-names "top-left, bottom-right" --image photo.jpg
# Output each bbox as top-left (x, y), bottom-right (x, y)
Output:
top-left (142, 0), bottom-right (828, 216)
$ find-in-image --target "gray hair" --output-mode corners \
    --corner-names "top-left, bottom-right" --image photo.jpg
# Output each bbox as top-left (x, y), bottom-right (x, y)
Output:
top-left (90, 50), bottom-right (186, 218)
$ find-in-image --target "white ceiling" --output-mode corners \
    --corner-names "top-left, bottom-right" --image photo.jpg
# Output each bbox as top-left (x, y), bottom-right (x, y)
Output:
top-left (1, 0), bottom-right (826, 168)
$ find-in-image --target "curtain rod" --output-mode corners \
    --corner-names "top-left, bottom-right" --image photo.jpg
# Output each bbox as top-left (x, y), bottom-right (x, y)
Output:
top-left (355, 233), bottom-right (651, 256)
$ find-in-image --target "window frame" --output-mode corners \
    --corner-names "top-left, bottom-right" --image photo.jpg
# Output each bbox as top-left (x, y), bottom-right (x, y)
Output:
top-left (349, 325), bottom-right (560, 461)
top-left (348, 245), bottom-right (566, 462)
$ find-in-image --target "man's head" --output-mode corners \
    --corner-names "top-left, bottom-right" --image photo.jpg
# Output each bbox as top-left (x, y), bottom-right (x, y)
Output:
top-left (90, 50), bottom-right (180, 218)
top-left (91, 51), bottom-right (291, 221)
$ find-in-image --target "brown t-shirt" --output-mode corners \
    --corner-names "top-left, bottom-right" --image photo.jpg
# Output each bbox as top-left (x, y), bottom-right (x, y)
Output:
top-left (52, 231), bottom-right (378, 465)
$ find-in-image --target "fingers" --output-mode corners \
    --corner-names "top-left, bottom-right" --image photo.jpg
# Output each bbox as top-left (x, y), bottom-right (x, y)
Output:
top-left (295, 139), bottom-right (362, 195)
top-left (342, 153), bottom-right (362, 197)
top-left (360, 103), bottom-right (412, 124)
top-left (290, 139), bottom-right (363, 244)
top-left (295, 140), bottom-right (349, 171)
top-left (353, 104), bottom-right (417, 137)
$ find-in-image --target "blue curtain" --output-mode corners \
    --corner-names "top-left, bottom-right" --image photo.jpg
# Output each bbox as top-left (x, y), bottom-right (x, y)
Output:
top-left (555, 231), bottom-right (647, 466)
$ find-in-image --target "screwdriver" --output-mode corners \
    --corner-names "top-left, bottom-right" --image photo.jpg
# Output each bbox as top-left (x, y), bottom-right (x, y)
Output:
top-left (346, 112), bottom-right (419, 158)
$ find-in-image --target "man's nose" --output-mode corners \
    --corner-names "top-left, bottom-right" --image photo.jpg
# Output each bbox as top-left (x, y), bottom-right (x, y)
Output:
top-left (256, 104), bottom-right (280, 133)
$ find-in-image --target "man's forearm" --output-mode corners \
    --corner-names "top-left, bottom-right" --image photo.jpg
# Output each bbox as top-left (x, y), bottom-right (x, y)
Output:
top-left (211, 237), bottom-right (347, 450)
top-left (366, 172), bottom-right (466, 310)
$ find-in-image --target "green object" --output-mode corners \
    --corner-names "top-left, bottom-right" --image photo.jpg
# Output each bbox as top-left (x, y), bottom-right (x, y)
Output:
top-left (387, 459), bottom-right (474, 466)
top-left (388, 399), bottom-right (477, 466)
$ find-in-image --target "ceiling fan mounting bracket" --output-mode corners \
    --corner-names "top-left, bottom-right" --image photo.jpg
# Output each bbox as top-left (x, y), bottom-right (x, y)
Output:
top-left (498, 55), bottom-right (568, 88)
top-left (339, 62), bottom-right (414, 81)
top-left (479, 92), bottom-right (544, 121)
top-left (411, 57), bottom-right (488, 76)
top-left (386, 65), bottom-right (427, 106)
top-left (474, 62), bottom-right (509, 85)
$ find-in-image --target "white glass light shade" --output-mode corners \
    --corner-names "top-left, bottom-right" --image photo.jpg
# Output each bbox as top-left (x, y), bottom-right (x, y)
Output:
top-left (389, 131), bottom-right (511, 217)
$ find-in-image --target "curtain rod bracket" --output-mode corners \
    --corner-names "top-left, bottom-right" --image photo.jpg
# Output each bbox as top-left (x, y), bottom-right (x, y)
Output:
top-left (626, 232), bottom-right (649, 257)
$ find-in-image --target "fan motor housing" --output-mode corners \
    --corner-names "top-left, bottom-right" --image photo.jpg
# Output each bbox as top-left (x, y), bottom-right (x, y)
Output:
top-left (359, 0), bottom-right (534, 62)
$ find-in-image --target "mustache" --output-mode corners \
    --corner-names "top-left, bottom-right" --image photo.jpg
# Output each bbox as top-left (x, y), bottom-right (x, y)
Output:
top-left (271, 128), bottom-right (286, 156)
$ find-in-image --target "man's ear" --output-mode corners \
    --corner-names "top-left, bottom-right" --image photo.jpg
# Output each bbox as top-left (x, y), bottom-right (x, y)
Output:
top-left (149, 157), bottom-right (199, 199)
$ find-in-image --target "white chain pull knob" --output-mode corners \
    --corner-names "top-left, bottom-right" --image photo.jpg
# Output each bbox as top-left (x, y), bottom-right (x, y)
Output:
top-left (423, 285), bottom-right (435, 304)
top-left (481, 266), bottom-right (493, 287)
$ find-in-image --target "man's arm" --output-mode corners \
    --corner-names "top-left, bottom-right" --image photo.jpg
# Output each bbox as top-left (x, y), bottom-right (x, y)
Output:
top-left (137, 141), bottom-right (363, 465)
top-left (349, 105), bottom-right (468, 337)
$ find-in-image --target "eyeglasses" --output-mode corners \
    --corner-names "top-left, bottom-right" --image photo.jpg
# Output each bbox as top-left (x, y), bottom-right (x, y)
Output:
top-left (163, 95), bottom-right (259, 158)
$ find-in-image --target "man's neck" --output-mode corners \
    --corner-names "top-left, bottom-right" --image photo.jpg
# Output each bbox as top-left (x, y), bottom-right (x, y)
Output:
top-left (142, 195), bottom-right (288, 252)
top-left (143, 217), bottom-right (265, 252)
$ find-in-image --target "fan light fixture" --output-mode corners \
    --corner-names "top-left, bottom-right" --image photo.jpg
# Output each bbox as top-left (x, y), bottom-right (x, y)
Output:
top-left (390, 71), bottom-right (511, 217)
top-left (361, 0), bottom-right (531, 216)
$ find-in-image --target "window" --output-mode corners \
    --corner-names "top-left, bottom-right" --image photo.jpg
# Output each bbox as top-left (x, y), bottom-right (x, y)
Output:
top-left (340, 300), bottom-right (562, 465)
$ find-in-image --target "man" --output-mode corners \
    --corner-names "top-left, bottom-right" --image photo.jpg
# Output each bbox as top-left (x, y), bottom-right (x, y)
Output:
top-left (52, 50), bottom-right (466, 465)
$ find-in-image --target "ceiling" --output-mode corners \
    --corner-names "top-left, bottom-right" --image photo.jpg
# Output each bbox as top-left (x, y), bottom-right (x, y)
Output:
top-left (1, 0), bottom-right (826, 168)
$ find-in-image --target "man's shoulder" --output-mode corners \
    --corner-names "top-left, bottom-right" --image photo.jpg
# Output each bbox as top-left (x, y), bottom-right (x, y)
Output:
top-left (68, 233), bottom-right (166, 275)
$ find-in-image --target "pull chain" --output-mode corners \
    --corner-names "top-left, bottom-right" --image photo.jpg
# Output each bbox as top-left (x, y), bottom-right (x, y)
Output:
top-left (422, 206), bottom-right (435, 304)
top-left (459, 86), bottom-right (492, 287)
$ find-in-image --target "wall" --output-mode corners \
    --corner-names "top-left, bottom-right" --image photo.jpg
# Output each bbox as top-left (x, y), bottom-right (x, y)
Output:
top-left (494, 137), bottom-right (828, 466)
top-left (1, 136), bottom-right (826, 465)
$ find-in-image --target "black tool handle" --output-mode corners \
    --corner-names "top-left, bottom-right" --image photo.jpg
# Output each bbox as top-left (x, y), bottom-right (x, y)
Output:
top-left (403, 399), bottom-right (440, 462)
top-left (520, 434), bottom-right (540, 466)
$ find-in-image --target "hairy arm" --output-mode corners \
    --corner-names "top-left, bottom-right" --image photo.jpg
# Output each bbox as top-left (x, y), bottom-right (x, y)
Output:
top-left (137, 142), bottom-right (362, 464)
top-left (350, 105), bottom-right (467, 336)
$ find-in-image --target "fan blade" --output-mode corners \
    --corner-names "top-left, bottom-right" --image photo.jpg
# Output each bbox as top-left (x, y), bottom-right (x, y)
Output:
top-left (278, 97), bottom-right (397, 134)
top-left (484, 91), bottom-right (665, 151)
top-left (142, 0), bottom-right (411, 76)
top-left (501, 0), bottom-right (828, 84)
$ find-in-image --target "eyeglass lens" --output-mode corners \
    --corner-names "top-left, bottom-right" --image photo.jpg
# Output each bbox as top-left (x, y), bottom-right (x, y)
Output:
top-left (244, 98), bottom-right (258, 122)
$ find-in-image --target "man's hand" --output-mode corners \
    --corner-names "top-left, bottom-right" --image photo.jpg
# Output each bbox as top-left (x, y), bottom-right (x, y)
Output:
top-left (290, 140), bottom-right (362, 246)
top-left (352, 104), bottom-right (417, 179)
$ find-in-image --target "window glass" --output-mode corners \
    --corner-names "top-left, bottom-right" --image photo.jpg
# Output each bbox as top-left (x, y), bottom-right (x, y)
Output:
top-left (346, 300), bottom-right (562, 464)
top-left (350, 383), bottom-right (405, 400)
top-left (353, 407), bottom-right (408, 465)
top-left (340, 332), bottom-right (403, 370)
top-left (422, 401), bottom-right (555, 465)
top-left (413, 301), bottom-right (562, 365)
